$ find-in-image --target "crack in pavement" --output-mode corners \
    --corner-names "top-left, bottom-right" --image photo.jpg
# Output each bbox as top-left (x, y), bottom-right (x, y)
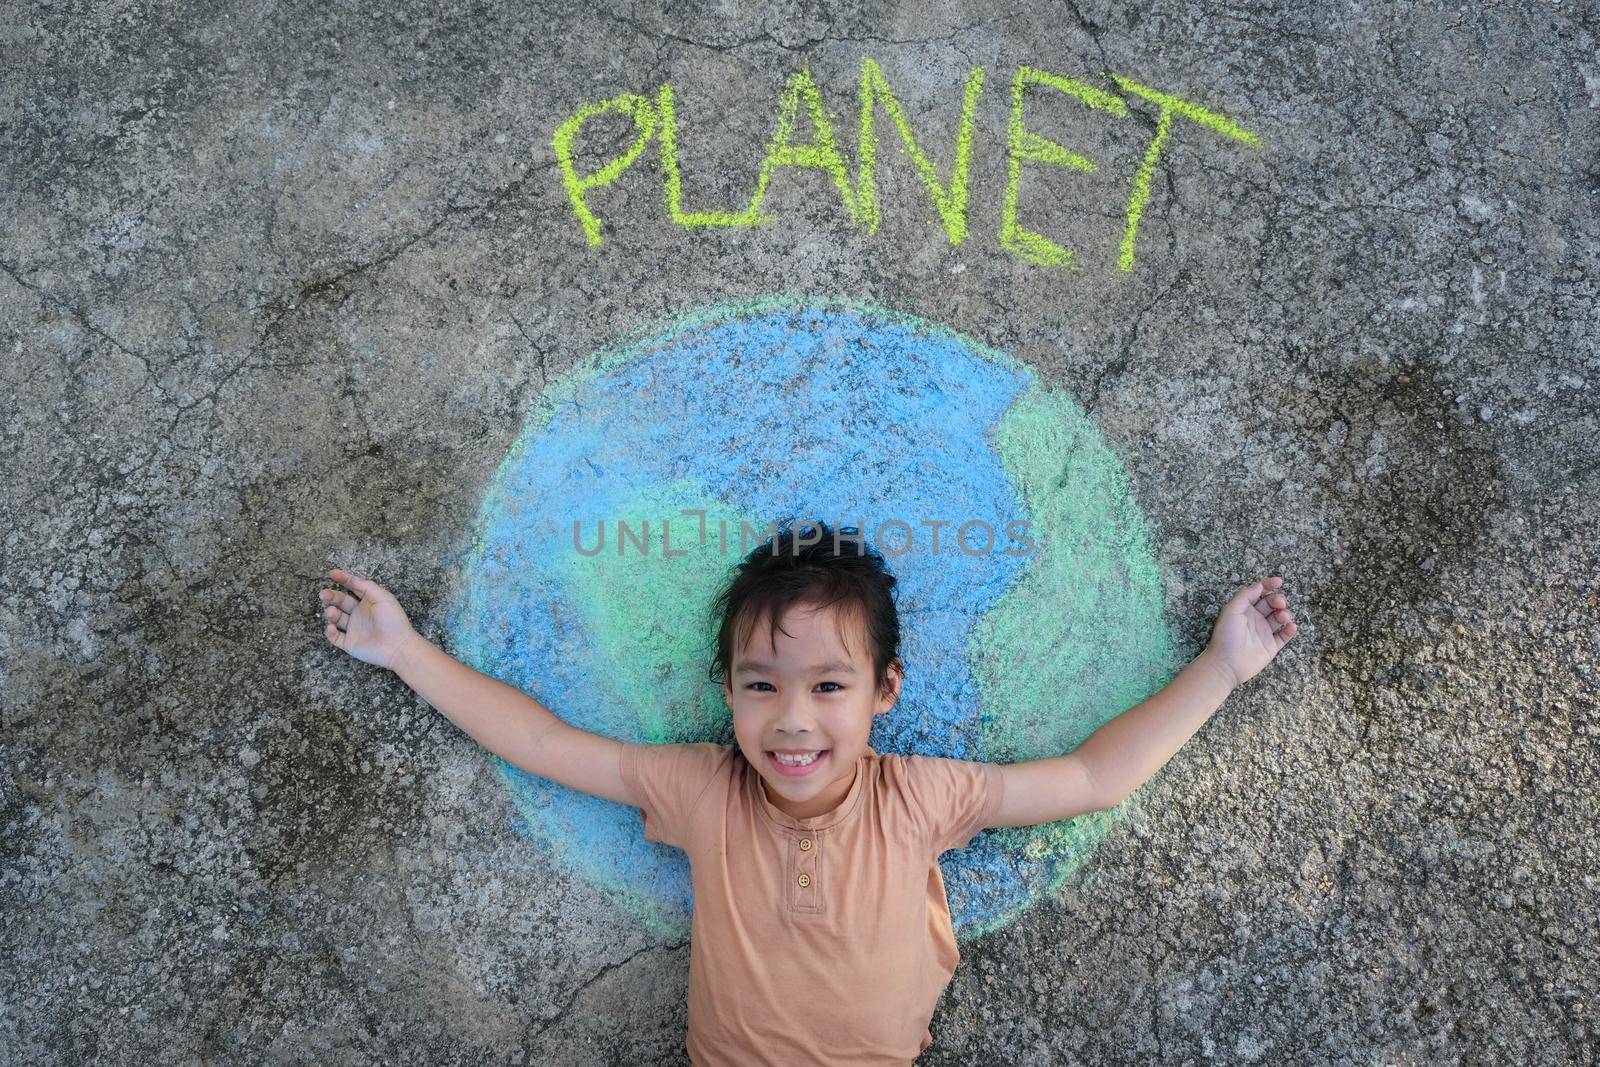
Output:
top-left (527, 938), bottom-right (691, 1040)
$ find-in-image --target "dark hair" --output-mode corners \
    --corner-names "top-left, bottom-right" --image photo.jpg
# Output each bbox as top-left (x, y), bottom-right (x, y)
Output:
top-left (707, 519), bottom-right (904, 698)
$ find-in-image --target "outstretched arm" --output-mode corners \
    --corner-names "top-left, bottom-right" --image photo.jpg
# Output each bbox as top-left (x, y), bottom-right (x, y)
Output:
top-left (985, 576), bottom-right (1299, 828)
top-left (319, 568), bottom-right (635, 807)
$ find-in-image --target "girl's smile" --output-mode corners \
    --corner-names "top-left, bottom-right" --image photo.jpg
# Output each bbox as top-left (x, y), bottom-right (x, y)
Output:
top-left (766, 748), bottom-right (831, 776)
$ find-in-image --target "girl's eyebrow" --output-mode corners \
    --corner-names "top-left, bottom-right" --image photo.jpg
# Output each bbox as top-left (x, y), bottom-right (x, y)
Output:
top-left (735, 660), bottom-right (856, 674)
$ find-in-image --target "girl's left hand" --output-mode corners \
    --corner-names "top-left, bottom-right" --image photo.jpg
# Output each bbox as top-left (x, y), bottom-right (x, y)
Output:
top-left (1204, 575), bottom-right (1299, 689)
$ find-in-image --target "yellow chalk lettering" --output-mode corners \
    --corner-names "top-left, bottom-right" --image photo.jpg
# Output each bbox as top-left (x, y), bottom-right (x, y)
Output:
top-left (740, 66), bottom-right (858, 225)
top-left (657, 83), bottom-right (754, 228)
top-left (1001, 66), bottom-right (1127, 268)
top-left (550, 62), bottom-right (1265, 268)
top-left (854, 59), bottom-right (985, 244)
top-left (1104, 74), bottom-right (1260, 272)
top-left (551, 92), bottom-right (660, 247)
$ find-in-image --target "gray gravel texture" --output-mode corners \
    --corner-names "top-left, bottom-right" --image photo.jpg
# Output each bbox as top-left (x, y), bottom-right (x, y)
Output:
top-left (3, 1), bottom-right (1597, 1064)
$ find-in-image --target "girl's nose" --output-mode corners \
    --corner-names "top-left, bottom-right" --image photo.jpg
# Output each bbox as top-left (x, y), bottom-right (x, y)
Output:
top-left (774, 700), bottom-right (815, 734)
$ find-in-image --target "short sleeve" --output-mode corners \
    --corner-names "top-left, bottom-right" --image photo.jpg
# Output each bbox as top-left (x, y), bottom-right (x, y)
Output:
top-left (617, 742), bottom-right (732, 849)
top-left (899, 755), bottom-right (1006, 856)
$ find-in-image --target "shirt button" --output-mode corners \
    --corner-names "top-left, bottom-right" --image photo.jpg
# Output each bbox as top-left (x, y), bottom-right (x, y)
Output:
top-left (798, 838), bottom-right (812, 851)
top-left (797, 873), bottom-right (811, 888)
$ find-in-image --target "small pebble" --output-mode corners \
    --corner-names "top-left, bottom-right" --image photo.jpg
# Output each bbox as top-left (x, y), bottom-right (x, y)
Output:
top-left (1480, 405), bottom-right (1495, 421)
top-left (1398, 373), bottom-right (1411, 384)
top-left (1327, 420), bottom-right (1349, 446)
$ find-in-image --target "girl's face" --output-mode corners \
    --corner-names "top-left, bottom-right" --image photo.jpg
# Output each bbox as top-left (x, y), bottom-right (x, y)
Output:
top-left (723, 599), bottom-right (901, 820)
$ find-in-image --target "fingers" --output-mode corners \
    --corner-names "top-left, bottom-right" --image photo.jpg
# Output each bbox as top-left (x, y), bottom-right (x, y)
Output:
top-left (319, 574), bottom-right (356, 633)
top-left (1268, 578), bottom-right (1294, 630)
top-left (1228, 580), bottom-right (1265, 613)
top-left (323, 567), bottom-right (382, 627)
top-left (327, 567), bottom-right (372, 596)
top-left (1263, 580), bottom-right (1295, 629)
top-left (1228, 576), bottom-right (1298, 644)
top-left (1254, 592), bottom-right (1288, 621)
top-left (321, 568), bottom-right (386, 647)
top-left (321, 574), bottom-right (356, 629)
top-left (1265, 580), bottom-right (1298, 642)
top-left (320, 587), bottom-right (359, 614)
top-left (1219, 573), bottom-right (1300, 659)
top-left (1238, 575), bottom-right (1288, 613)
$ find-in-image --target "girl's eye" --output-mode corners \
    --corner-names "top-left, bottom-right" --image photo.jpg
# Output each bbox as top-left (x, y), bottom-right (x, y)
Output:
top-left (743, 681), bottom-right (842, 692)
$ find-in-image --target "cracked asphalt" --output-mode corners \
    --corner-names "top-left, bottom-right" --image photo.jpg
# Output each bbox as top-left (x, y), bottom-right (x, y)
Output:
top-left (3, 1), bottom-right (1597, 1064)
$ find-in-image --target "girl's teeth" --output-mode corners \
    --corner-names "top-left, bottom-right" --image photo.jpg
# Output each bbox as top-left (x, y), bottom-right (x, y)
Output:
top-left (774, 751), bottom-right (821, 765)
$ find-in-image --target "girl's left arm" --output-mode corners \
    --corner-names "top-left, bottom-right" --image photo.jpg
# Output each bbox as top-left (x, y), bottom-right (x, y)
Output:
top-left (985, 576), bottom-right (1298, 827)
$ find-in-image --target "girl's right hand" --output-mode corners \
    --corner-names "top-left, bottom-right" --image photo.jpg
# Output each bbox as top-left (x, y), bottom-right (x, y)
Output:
top-left (319, 568), bottom-right (420, 672)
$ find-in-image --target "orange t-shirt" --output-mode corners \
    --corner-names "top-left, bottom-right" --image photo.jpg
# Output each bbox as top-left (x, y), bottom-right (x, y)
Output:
top-left (618, 741), bottom-right (1006, 1067)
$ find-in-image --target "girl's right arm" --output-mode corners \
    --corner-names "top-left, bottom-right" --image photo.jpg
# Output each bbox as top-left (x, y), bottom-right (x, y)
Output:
top-left (320, 568), bottom-right (637, 807)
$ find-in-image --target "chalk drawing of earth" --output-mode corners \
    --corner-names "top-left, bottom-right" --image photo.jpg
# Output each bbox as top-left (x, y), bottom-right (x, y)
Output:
top-left (444, 295), bottom-right (1176, 942)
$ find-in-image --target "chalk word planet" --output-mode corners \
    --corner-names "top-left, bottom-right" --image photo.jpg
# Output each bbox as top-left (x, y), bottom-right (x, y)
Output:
top-left (444, 296), bottom-right (1176, 941)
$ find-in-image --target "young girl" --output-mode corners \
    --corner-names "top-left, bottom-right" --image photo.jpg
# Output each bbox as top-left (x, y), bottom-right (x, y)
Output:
top-left (318, 520), bottom-right (1297, 1065)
